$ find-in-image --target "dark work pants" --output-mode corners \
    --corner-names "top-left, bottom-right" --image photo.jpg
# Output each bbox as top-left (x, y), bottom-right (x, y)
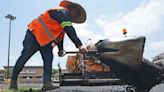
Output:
top-left (11, 29), bottom-right (53, 84)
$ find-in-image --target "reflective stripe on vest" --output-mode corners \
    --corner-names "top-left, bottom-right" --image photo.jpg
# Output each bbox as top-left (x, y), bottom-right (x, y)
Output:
top-left (38, 17), bottom-right (65, 44)
top-left (61, 21), bottom-right (72, 28)
top-left (38, 17), bottom-right (57, 42)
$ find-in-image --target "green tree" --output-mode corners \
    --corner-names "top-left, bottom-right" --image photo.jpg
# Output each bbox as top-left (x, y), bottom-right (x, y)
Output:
top-left (52, 69), bottom-right (58, 74)
top-left (4, 68), bottom-right (13, 79)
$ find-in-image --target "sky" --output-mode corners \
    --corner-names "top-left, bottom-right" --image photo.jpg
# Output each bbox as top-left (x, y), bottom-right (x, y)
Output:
top-left (0, 0), bottom-right (164, 69)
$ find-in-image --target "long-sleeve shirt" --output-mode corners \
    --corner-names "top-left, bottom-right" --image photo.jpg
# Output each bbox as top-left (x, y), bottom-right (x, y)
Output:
top-left (48, 8), bottom-right (82, 50)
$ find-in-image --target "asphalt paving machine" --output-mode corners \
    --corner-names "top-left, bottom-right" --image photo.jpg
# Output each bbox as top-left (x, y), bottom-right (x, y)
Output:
top-left (58, 36), bottom-right (164, 92)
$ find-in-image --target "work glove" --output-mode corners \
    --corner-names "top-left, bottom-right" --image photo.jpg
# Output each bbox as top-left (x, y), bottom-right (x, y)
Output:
top-left (78, 46), bottom-right (87, 54)
top-left (58, 50), bottom-right (64, 57)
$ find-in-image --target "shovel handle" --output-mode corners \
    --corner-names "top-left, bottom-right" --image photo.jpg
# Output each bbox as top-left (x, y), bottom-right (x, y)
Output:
top-left (63, 50), bottom-right (98, 56)
top-left (63, 48), bottom-right (119, 56)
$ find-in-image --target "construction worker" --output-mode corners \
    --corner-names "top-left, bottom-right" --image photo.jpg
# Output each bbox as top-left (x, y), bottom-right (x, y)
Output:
top-left (9, 0), bottom-right (87, 91)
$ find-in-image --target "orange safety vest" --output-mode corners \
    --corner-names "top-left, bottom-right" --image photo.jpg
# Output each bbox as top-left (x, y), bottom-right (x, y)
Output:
top-left (28, 8), bottom-right (65, 46)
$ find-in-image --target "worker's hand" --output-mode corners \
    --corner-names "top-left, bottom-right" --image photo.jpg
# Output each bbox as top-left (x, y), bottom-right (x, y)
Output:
top-left (51, 42), bottom-right (56, 47)
top-left (58, 50), bottom-right (64, 57)
top-left (78, 46), bottom-right (87, 54)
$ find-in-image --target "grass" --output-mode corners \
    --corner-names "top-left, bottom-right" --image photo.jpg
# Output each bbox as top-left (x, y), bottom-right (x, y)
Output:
top-left (1, 87), bottom-right (41, 92)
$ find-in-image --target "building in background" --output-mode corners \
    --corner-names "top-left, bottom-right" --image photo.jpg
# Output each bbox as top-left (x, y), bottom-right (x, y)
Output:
top-left (0, 70), bottom-right (4, 83)
top-left (3, 66), bottom-right (43, 83)
top-left (1, 66), bottom-right (68, 83)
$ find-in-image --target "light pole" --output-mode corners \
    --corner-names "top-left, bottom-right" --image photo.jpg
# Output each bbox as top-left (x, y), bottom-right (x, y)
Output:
top-left (5, 14), bottom-right (16, 79)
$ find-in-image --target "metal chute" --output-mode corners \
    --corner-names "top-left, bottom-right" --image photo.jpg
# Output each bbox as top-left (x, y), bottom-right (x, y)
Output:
top-left (96, 36), bottom-right (164, 91)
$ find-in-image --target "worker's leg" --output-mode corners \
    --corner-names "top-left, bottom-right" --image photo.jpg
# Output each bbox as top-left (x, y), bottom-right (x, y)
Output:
top-left (39, 43), bottom-right (53, 84)
top-left (10, 30), bottom-right (40, 89)
top-left (39, 44), bottom-right (58, 91)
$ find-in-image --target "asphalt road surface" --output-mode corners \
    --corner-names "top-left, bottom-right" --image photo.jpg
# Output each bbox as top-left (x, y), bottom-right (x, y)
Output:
top-left (0, 83), bottom-right (164, 92)
top-left (47, 83), bottom-right (164, 92)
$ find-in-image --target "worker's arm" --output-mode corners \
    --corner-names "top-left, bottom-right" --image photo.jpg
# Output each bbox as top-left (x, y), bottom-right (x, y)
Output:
top-left (56, 39), bottom-right (64, 57)
top-left (49, 9), bottom-right (83, 49)
top-left (57, 39), bottom-right (63, 50)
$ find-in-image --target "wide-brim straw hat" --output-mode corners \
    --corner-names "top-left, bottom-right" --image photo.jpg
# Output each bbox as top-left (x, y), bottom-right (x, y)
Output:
top-left (60, 0), bottom-right (86, 23)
